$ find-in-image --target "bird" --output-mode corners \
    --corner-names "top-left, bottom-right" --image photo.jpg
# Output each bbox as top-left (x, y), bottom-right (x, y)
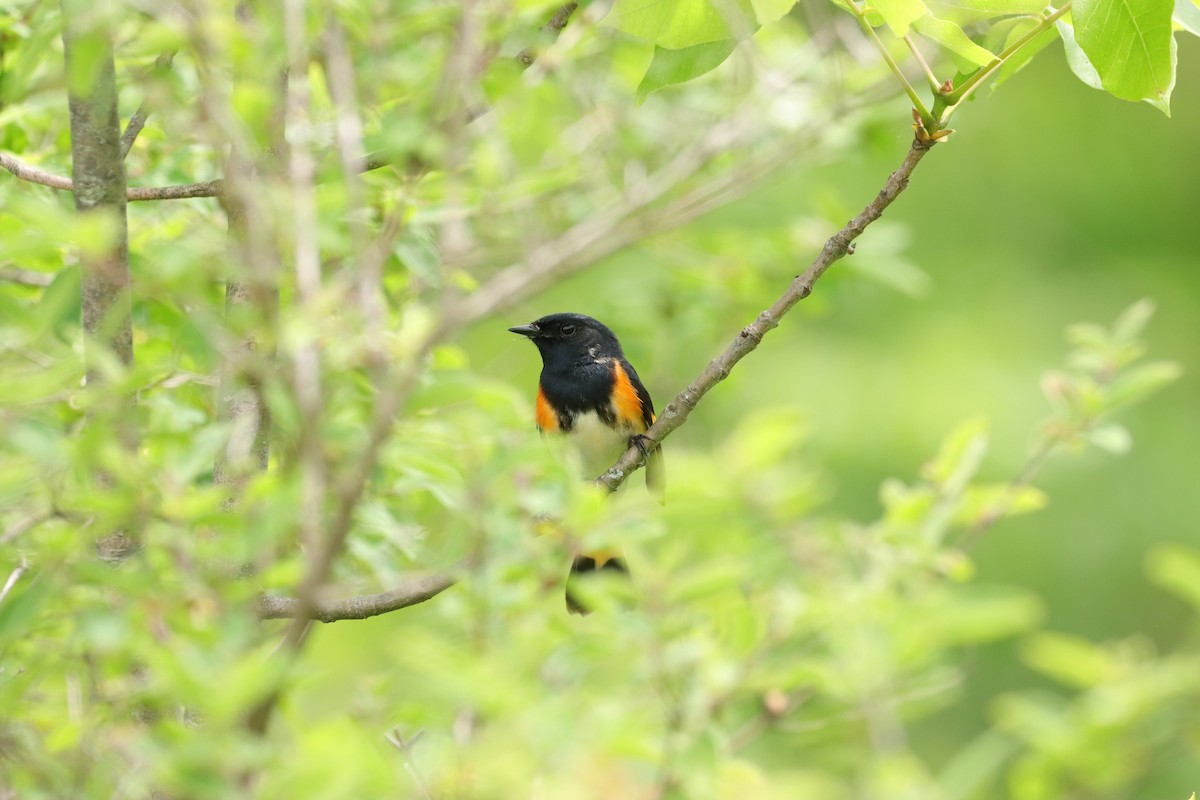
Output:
top-left (508, 312), bottom-right (664, 613)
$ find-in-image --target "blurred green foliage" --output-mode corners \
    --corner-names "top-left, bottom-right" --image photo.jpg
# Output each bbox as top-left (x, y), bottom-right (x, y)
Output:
top-left (2, 0), bottom-right (1199, 798)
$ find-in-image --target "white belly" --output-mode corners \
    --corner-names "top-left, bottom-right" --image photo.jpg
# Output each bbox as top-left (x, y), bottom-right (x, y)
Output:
top-left (571, 410), bottom-right (632, 479)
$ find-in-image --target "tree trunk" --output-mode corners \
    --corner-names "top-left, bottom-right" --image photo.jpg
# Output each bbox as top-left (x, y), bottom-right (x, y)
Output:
top-left (62, 0), bottom-right (131, 379)
top-left (62, 0), bottom-right (137, 561)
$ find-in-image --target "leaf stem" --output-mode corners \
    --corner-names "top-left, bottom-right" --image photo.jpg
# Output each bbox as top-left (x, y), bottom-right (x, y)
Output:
top-left (905, 34), bottom-right (941, 91)
top-left (848, 2), bottom-right (934, 129)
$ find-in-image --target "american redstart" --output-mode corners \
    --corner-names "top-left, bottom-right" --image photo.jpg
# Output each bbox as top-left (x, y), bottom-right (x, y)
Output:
top-left (509, 312), bottom-right (664, 613)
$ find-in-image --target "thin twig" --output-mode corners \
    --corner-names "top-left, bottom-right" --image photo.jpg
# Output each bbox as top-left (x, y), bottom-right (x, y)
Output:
top-left (257, 573), bottom-right (458, 622)
top-left (244, 350), bottom-right (434, 733)
top-left (904, 35), bottom-right (940, 91)
top-left (0, 558), bottom-right (28, 605)
top-left (385, 729), bottom-right (435, 800)
top-left (278, 350), bottom-right (433, 640)
top-left (516, 2), bottom-right (579, 67)
top-left (323, 19), bottom-right (382, 349)
top-left (846, 1), bottom-right (931, 126)
top-left (281, 0), bottom-right (326, 645)
top-left (598, 137), bottom-right (937, 493)
top-left (0, 513), bottom-right (53, 544)
top-left (120, 52), bottom-right (176, 159)
top-left (959, 436), bottom-right (1057, 548)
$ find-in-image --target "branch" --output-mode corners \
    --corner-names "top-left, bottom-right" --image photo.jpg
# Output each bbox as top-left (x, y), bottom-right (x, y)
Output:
top-left (127, 180), bottom-right (224, 201)
top-left (280, 0), bottom-right (328, 647)
top-left (120, 52), bottom-right (176, 159)
top-left (597, 137), bottom-right (937, 492)
top-left (1, 151), bottom-right (223, 200)
top-left (0, 266), bottom-right (54, 286)
top-left (257, 572), bottom-right (457, 622)
top-left (516, 2), bottom-right (579, 67)
top-left (0, 558), bottom-right (28, 605)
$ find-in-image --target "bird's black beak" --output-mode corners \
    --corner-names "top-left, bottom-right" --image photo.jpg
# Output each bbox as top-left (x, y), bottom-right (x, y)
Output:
top-left (508, 322), bottom-right (541, 338)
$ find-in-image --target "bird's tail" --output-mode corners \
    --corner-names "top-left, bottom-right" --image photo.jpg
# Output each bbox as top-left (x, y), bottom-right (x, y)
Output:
top-left (565, 552), bottom-right (628, 615)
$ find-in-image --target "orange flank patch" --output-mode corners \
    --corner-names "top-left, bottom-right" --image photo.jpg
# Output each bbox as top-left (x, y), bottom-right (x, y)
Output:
top-left (535, 385), bottom-right (559, 432)
top-left (611, 361), bottom-right (646, 432)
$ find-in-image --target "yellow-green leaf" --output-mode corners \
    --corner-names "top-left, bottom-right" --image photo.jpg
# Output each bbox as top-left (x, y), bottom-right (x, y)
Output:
top-left (913, 14), bottom-right (997, 66)
top-left (874, 0), bottom-right (929, 35)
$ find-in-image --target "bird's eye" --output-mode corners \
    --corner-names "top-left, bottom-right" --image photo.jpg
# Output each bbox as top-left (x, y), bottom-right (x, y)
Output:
top-left (561, 324), bottom-right (576, 336)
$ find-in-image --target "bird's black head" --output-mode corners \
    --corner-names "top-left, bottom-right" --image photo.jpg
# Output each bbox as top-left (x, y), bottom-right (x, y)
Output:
top-left (508, 312), bottom-right (625, 367)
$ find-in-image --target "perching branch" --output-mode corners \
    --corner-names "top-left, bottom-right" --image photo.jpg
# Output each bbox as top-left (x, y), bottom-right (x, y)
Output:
top-left (597, 137), bottom-right (937, 493)
top-left (257, 573), bottom-right (458, 622)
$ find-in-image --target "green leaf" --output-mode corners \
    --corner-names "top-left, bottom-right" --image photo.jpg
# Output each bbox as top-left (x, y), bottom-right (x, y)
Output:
top-left (610, 0), bottom-right (758, 47)
top-left (913, 14), bottom-right (998, 66)
top-left (1105, 360), bottom-right (1181, 408)
top-left (725, 406), bottom-right (809, 471)
top-left (925, 0), bottom-right (1047, 23)
top-left (956, 483), bottom-right (1048, 527)
top-left (751, 0), bottom-right (796, 23)
top-left (1145, 544), bottom-right (1200, 611)
top-left (1072, 0), bottom-right (1177, 113)
top-left (1111, 297), bottom-right (1156, 344)
top-left (936, 731), bottom-right (1019, 800)
top-left (37, 266), bottom-right (82, 341)
top-left (912, 586), bottom-right (1043, 646)
top-left (1020, 631), bottom-right (1121, 688)
top-left (0, 571), bottom-right (50, 652)
top-left (1064, 321), bottom-right (1111, 352)
top-left (874, 0), bottom-right (929, 36)
top-left (880, 478), bottom-right (937, 523)
top-left (922, 417), bottom-right (989, 491)
top-left (636, 39), bottom-right (738, 104)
